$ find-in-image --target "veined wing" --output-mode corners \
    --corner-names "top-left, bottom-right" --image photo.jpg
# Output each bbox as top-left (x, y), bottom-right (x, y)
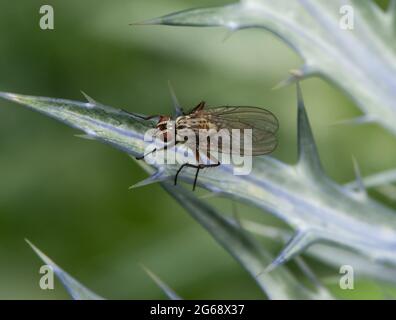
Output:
top-left (194, 106), bottom-right (278, 156)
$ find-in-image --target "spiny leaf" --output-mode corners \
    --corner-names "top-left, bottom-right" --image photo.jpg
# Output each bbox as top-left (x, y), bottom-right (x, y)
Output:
top-left (129, 167), bottom-right (170, 189)
top-left (331, 115), bottom-right (377, 127)
top-left (347, 168), bottom-right (396, 190)
top-left (26, 239), bottom-right (103, 300)
top-left (244, 220), bottom-right (396, 285)
top-left (0, 91), bottom-right (150, 157)
top-left (345, 167), bottom-right (396, 202)
top-left (265, 230), bottom-right (316, 272)
top-left (2, 86), bottom-right (396, 274)
top-left (272, 68), bottom-right (312, 90)
top-left (141, 0), bottom-right (396, 138)
top-left (167, 81), bottom-right (184, 117)
top-left (81, 91), bottom-right (99, 106)
top-left (141, 265), bottom-right (182, 300)
top-left (160, 181), bottom-right (330, 299)
top-left (296, 82), bottom-right (324, 180)
top-left (350, 156), bottom-right (367, 199)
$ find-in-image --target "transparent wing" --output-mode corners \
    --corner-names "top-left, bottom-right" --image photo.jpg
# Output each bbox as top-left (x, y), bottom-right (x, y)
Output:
top-left (194, 106), bottom-right (279, 156)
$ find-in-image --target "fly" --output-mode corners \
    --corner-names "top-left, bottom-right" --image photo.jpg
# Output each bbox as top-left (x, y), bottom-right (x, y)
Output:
top-left (131, 101), bottom-right (279, 191)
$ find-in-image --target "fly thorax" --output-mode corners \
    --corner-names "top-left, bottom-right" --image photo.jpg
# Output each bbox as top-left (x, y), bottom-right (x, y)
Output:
top-left (175, 128), bottom-right (196, 143)
top-left (155, 120), bottom-right (176, 142)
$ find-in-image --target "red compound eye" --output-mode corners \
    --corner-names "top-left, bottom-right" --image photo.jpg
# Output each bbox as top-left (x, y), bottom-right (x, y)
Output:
top-left (158, 115), bottom-right (170, 123)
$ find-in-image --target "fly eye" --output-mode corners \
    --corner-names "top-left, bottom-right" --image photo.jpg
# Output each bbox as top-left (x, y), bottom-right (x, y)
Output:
top-left (157, 124), bottom-right (166, 130)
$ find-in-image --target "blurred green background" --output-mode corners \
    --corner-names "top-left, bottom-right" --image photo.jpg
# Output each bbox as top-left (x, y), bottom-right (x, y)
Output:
top-left (0, 0), bottom-right (395, 299)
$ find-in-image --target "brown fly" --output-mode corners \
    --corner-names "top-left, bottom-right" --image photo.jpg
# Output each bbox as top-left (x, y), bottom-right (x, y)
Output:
top-left (132, 101), bottom-right (278, 191)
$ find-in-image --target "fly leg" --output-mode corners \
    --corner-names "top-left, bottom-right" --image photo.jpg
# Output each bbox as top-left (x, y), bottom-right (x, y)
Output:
top-left (121, 110), bottom-right (161, 121)
top-left (174, 163), bottom-right (192, 186)
top-left (192, 149), bottom-right (220, 191)
top-left (174, 149), bottom-right (220, 191)
top-left (136, 141), bottom-right (180, 160)
top-left (174, 147), bottom-right (203, 188)
top-left (192, 162), bottom-right (220, 191)
top-left (135, 148), bottom-right (157, 160)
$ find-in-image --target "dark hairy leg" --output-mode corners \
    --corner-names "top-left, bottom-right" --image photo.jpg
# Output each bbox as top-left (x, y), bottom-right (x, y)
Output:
top-left (121, 109), bottom-right (160, 120)
top-left (136, 141), bottom-right (180, 160)
top-left (135, 148), bottom-right (157, 160)
top-left (174, 162), bottom-right (221, 191)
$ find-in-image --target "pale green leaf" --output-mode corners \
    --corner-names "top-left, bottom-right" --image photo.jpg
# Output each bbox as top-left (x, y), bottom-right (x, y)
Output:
top-left (26, 240), bottom-right (103, 300)
top-left (141, 0), bottom-right (396, 137)
top-left (141, 264), bottom-right (182, 300)
top-left (2, 84), bottom-right (396, 276)
top-left (160, 182), bottom-right (331, 299)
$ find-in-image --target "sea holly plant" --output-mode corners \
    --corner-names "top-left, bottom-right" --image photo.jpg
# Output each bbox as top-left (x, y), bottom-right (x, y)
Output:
top-left (1, 79), bottom-right (396, 299)
top-left (160, 181), bottom-right (332, 299)
top-left (26, 240), bottom-right (103, 300)
top-left (25, 184), bottom-right (333, 300)
top-left (26, 239), bottom-right (179, 300)
top-left (137, 0), bottom-right (396, 136)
